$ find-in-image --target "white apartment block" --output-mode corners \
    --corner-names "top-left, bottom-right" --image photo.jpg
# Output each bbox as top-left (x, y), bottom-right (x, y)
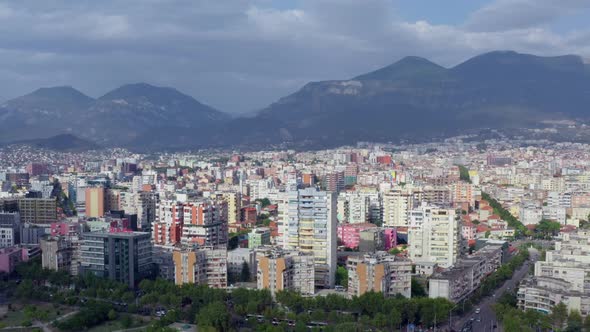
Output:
top-left (282, 187), bottom-right (337, 288)
top-left (518, 230), bottom-right (590, 316)
top-left (337, 192), bottom-right (370, 224)
top-left (382, 189), bottom-right (414, 227)
top-left (408, 206), bottom-right (460, 268)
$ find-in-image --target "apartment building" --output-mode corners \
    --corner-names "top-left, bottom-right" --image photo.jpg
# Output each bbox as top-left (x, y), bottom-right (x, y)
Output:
top-left (85, 186), bottom-right (105, 218)
top-left (429, 245), bottom-right (503, 302)
top-left (80, 231), bottom-right (153, 287)
top-left (249, 227), bottom-right (271, 249)
top-left (173, 247), bottom-right (227, 288)
top-left (337, 192), bottom-right (370, 224)
top-left (0, 212), bottom-right (20, 248)
top-left (382, 189), bottom-right (413, 227)
top-left (256, 248), bottom-right (315, 296)
top-left (283, 188), bottom-right (337, 288)
top-left (408, 206), bottom-right (461, 268)
top-left (41, 236), bottom-right (75, 273)
top-left (17, 198), bottom-right (58, 224)
top-left (347, 251), bottom-right (412, 298)
top-left (409, 205), bottom-right (460, 267)
top-left (518, 230), bottom-right (590, 316)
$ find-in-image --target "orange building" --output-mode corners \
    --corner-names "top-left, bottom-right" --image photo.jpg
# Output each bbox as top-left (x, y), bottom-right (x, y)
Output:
top-left (85, 187), bottom-right (105, 218)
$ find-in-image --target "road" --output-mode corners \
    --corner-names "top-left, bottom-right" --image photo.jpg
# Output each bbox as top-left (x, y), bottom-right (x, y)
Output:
top-left (451, 247), bottom-right (540, 332)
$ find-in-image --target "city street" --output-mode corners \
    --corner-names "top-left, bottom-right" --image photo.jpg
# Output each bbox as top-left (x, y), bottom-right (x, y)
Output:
top-left (451, 247), bottom-right (540, 332)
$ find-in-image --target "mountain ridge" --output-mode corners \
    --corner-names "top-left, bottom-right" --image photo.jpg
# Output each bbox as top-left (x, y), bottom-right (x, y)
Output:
top-left (2, 51), bottom-right (590, 150)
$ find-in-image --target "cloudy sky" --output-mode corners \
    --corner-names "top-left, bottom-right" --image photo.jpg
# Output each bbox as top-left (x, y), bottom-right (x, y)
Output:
top-left (1, 0), bottom-right (589, 113)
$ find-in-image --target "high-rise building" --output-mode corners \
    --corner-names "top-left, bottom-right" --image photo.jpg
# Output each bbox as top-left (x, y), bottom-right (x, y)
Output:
top-left (85, 187), bottom-right (105, 218)
top-left (17, 198), bottom-right (57, 224)
top-left (283, 188), bottom-right (337, 288)
top-left (324, 171), bottom-right (344, 193)
top-left (219, 192), bottom-right (241, 226)
top-left (256, 248), bottom-right (315, 296)
top-left (173, 247), bottom-right (227, 288)
top-left (382, 189), bottom-right (414, 227)
top-left (408, 206), bottom-right (460, 268)
top-left (152, 198), bottom-right (228, 247)
top-left (347, 252), bottom-right (412, 298)
top-left (181, 200), bottom-right (228, 247)
top-left (80, 231), bottom-right (153, 287)
top-left (337, 192), bottom-right (370, 224)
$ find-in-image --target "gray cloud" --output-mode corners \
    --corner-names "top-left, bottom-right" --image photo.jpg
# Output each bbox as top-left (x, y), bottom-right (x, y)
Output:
top-left (0, 0), bottom-right (588, 113)
top-left (465, 0), bottom-right (590, 32)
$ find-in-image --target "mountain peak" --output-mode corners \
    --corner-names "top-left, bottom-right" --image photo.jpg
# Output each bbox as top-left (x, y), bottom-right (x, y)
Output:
top-left (99, 82), bottom-right (180, 101)
top-left (25, 86), bottom-right (94, 102)
top-left (354, 56), bottom-right (445, 81)
top-left (453, 50), bottom-right (585, 75)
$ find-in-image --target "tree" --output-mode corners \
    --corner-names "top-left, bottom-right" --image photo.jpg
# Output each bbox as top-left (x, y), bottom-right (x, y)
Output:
top-left (390, 308), bottom-right (402, 330)
top-left (411, 278), bottom-right (427, 297)
top-left (196, 301), bottom-right (229, 331)
top-left (535, 219), bottom-right (561, 239)
top-left (240, 262), bottom-right (251, 282)
top-left (256, 198), bottom-right (271, 208)
top-left (551, 302), bottom-right (568, 330)
top-left (566, 310), bottom-right (583, 332)
top-left (108, 309), bottom-right (118, 320)
top-left (335, 266), bottom-right (348, 288)
top-left (457, 165), bottom-right (471, 183)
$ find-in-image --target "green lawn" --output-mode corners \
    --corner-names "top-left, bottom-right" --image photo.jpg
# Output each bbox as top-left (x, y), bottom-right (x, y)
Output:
top-left (0, 308), bottom-right (26, 326)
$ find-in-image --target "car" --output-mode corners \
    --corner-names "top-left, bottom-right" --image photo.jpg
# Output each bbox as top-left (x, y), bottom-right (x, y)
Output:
top-left (470, 317), bottom-right (475, 321)
top-left (477, 318), bottom-right (481, 322)
top-left (475, 308), bottom-right (480, 314)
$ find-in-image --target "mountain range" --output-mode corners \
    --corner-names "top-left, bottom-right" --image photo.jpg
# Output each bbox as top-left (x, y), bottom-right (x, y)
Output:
top-left (1, 51), bottom-right (590, 151)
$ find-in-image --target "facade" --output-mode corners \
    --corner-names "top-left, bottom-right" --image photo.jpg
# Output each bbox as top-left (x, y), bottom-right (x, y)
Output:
top-left (227, 248), bottom-right (256, 277)
top-left (85, 187), bottom-right (105, 218)
top-left (80, 231), bottom-right (153, 287)
top-left (0, 212), bottom-right (20, 248)
top-left (429, 245), bottom-right (503, 302)
top-left (173, 247), bottom-right (228, 288)
top-left (153, 198), bottom-right (228, 247)
top-left (41, 236), bottom-right (75, 272)
top-left (337, 223), bottom-right (377, 249)
top-left (283, 188), bottom-right (337, 288)
top-left (249, 227), bottom-right (271, 249)
top-left (337, 192), bottom-right (370, 223)
top-left (408, 206), bottom-right (461, 268)
top-left (347, 251), bottom-right (412, 298)
top-left (518, 230), bottom-right (590, 316)
top-left (17, 198), bottom-right (58, 224)
top-left (256, 248), bottom-right (315, 296)
top-left (0, 246), bottom-right (27, 273)
top-left (382, 189), bottom-right (413, 227)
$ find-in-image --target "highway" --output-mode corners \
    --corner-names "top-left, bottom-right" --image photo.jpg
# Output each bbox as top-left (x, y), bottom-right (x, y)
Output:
top-left (451, 247), bottom-right (540, 332)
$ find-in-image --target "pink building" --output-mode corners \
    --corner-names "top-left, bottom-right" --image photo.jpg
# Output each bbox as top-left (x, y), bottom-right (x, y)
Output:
top-left (0, 246), bottom-right (28, 273)
top-left (462, 222), bottom-right (477, 240)
top-left (338, 223), bottom-right (377, 249)
top-left (382, 227), bottom-right (397, 250)
top-left (51, 222), bottom-right (79, 237)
